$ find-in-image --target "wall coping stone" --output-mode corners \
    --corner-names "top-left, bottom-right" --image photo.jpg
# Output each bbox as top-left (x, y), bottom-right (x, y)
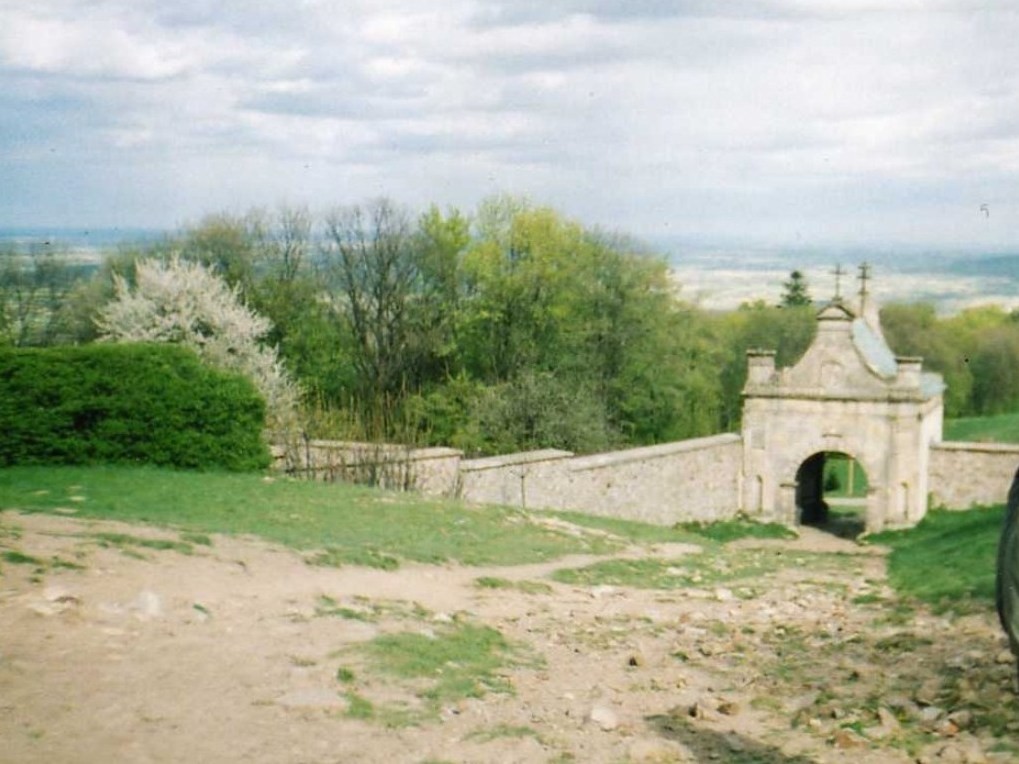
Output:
top-left (932, 440), bottom-right (1019, 455)
top-left (460, 449), bottom-right (574, 472)
top-left (569, 433), bottom-right (741, 472)
top-left (301, 440), bottom-right (462, 460)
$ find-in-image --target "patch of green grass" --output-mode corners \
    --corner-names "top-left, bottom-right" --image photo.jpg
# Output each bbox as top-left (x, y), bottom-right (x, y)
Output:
top-left (1, 549), bottom-right (41, 565)
top-left (822, 454), bottom-right (869, 498)
top-left (92, 532), bottom-right (194, 555)
top-left (944, 412), bottom-right (1019, 443)
top-left (180, 532), bottom-right (213, 547)
top-left (869, 506), bottom-right (999, 613)
top-left (0, 465), bottom-right (623, 567)
top-left (343, 692), bottom-right (375, 720)
top-left (316, 595), bottom-right (430, 622)
top-left (676, 516), bottom-right (797, 543)
top-left (364, 624), bottom-right (517, 700)
top-left (553, 548), bottom-right (858, 591)
top-left (342, 622), bottom-right (535, 724)
top-left (50, 557), bottom-right (85, 570)
top-left (851, 592), bottom-right (885, 605)
top-left (473, 576), bottom-right (553, 594)
top-left (554, 558), bottom-right (689, 589)
top-left (309, 546), bottom-right (401, 570)
top-left (316, 595), bottom-right (377, 621)
top-left (874, 632), bottom-right (934, 653)
top-left (545, 510), bottom-right (793, 546)
top-left (336, 667), bottom-right (356, 683)
top-left (464, 724), bottom-right (543, 743)
top-left (544, 510), bottom-right (703, 545)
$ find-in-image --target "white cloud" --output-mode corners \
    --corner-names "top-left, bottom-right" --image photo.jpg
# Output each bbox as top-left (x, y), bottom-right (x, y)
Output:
top-left (0, 0), bottom-right (1017, 249)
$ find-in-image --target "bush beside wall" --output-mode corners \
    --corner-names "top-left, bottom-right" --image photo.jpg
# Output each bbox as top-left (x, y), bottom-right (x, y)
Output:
top-left (0, 344), bottom-right (270, 471)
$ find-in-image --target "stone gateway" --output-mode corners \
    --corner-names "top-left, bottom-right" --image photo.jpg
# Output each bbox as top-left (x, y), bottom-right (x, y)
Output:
top-left (742, 296), bottom-right (944, 533)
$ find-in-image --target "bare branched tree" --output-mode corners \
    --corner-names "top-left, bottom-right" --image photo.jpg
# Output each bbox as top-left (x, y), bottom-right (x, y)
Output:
top-left (322, 199), bottom-right (418, 413)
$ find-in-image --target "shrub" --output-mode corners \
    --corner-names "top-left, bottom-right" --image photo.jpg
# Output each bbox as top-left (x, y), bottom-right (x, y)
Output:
top-left (0, 344), bottom-right (270, 470)
top-left (94, 255), bottom-right (301, 445)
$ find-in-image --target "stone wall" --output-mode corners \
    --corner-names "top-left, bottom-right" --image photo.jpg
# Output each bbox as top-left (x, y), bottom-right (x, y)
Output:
top-left (274, 440), bottom-right (463, 497)
top-left (458, 449), bottom-right (575, 509)
top-left (458, 434), bottom-right (743, 525)
top-left (928, 441), bottom-right (1019, 509)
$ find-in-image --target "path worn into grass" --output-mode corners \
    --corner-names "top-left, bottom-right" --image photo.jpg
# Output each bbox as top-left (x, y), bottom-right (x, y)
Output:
top-left (1, 510), bottom-right (1017, 763)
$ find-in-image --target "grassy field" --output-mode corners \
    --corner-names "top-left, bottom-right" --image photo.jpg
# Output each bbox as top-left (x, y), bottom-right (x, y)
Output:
top-left (0, 465), bottom-right (789, 571)
top-left (869, 506), bottom-right (1001, 614)
top-left (945, 411), bottom-right (1019, 443)
top-left (0, 463), bottom-right (1005, 616)
top-left (0, 465), bottom-right (636, 568)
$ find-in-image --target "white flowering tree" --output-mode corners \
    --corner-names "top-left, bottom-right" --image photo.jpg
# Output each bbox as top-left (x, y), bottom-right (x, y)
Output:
top-left (95, 255), bottom-right (301, 445)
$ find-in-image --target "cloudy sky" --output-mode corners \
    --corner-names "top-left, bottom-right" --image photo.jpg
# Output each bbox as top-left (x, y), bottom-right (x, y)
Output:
top-left (2, 0), bottom-right (1018, 250)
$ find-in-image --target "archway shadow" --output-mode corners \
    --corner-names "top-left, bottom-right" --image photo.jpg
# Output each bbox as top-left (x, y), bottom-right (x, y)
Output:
top-left (803, 507), bottom-right (866, 540)
top-left (795, 451), bottom-right (869, 541)
top-left (647, 713), bottom-right (818, 763)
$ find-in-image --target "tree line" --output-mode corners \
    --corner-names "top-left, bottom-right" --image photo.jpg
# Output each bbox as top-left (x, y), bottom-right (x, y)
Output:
top-left (2, 197), bottom-right (1017, 456)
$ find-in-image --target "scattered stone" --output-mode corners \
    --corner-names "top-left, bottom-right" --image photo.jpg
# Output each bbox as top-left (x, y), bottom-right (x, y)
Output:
top-left (27, 586), bottom-right (81, 616)
top-left (43, 585), bottom-right (74, 603)
top-left (994, 649), bottom-right (1013, 665)
top-left (915, 678), bottom-right (942, 706)
top-left (627, 738), bottom-right (689, 762)
top-left (133, 590), bottom-right (162, 620)
top-left (936, 719), bottom-right (960, 738)
top-left (920, 706), bottom-right (946, 724)
top-left (923, 740), bottom-right (988, 763)
top-left (27, 602), bottom-right (61, 617)
top-left (876, 706), bottom-right (900, 734)
top-left (831, 728), bottom-right (868, 750)
top-left (687, 701), bottom-right (711, 720)
top-left (588, 705), bottom-right (619, 731)
top-left (717, 699), bottom-right (740, 716)
top-left (947, 709), bottom-right (973, 730)
top-left (627, 652), bottom-right (646, 668)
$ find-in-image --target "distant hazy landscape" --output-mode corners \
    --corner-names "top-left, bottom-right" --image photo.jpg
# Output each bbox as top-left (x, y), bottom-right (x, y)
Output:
top-left (659, 238), bottom-right (1019, 313)
top-left (4, 226), bottom-right (1017, 315)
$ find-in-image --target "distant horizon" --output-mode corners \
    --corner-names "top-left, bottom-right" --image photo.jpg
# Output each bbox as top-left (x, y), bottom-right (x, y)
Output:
top-left (2, 223), bottom-right (1017, 260)
top-left (4, 224), bottom-right (1018, 315)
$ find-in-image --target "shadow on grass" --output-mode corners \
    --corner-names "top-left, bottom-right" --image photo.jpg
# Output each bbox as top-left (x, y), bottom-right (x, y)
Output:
top-left (647, 713), bottom-right (818, 764)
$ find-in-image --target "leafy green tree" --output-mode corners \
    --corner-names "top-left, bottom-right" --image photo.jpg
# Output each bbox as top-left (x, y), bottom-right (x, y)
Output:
top-left (970, 326), bottom-right (1019, 414)
top-left (712, 301), bottom-right (816, 430)
top-left (881, 303), bottom-right (974, 416)
top-left (410, 205), bottom-right (471, 382)
top-left (0, 247), bottom-right (78, 346)
top-left (178, 213), bottom-right (259, 293)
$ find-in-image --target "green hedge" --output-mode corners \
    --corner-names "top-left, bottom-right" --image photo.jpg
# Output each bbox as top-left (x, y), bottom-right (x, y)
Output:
top-left (0, 344), bottom-right (270, 471)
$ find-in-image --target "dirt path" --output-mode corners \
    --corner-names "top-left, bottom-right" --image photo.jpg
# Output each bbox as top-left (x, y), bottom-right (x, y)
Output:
top-left (1, 511), bottom-right (1016, 763)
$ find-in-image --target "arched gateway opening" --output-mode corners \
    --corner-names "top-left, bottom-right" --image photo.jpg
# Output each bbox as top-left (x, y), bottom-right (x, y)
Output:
top-left (795, 451), bottom-right (868, 537)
